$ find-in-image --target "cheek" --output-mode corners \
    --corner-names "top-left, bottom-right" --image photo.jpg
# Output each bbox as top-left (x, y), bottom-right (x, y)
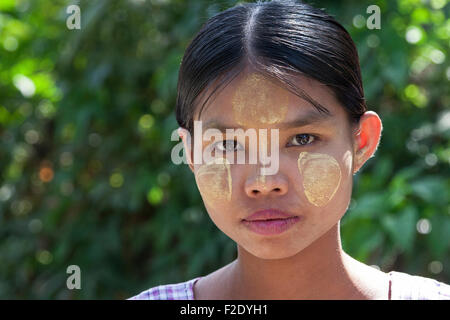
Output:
top-left (196, 158), bottom-right (232, 205)
top-left (297, 152), bottom-right (342, 207)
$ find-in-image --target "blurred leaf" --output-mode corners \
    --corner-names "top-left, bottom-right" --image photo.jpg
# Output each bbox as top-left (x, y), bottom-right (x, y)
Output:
top-left (426, 214), bottom-right (450, 259)
top-left (381, 206), bottom-right (418, 254)
top-left (410, 176), bottom-right (448, 205)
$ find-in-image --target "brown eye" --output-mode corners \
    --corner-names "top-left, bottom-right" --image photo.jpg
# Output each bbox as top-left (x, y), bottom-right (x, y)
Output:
top-left (214, 140), bottom-right (243, 152)
top-left (290, 134), bottom-right (315, 146)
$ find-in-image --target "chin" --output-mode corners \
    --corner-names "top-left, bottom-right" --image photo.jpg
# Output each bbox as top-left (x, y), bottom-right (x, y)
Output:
top-left (243, 242), bottom-right (304, 260)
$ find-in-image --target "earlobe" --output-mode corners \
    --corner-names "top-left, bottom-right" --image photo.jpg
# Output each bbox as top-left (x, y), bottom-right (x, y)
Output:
top-left (352, 111), bottom-right (383, 175)
top-left (178, 127), bottom-right (195, 173)
top-left (353, 144), bottom-right (370, 174)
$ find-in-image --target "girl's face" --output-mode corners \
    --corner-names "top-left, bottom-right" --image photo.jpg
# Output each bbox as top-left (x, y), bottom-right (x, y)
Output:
top-left (188, 71), bottom-right (361, 260)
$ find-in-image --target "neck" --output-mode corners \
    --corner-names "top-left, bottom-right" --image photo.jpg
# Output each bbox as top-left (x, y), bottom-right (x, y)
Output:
top-left (227, 222), bottom-right (372, 299)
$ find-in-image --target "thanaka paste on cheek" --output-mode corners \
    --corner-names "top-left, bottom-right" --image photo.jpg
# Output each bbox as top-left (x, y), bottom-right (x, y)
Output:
top-left (297, 152), bottom-right (341, 207)
top-left (232, 73), bottom-right (288, 126)
top-left (196, 158), bottom-right (232, 204)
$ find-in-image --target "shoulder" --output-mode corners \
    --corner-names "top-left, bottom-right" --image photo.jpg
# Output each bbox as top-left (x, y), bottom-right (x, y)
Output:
top-left (388, 271), bottom-right (450, 300)
top-left (128, 276), bottom-right (202, 300)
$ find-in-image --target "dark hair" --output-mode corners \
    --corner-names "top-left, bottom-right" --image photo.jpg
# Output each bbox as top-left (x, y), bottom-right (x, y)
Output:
top-left (176, 0), bottom-right (367, 133)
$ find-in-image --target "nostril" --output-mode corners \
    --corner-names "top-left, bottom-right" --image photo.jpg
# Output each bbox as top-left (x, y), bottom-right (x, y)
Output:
top-left (274, 188), bottom-right (281, 192)
top-left (252, 190), bottom-right (260, 195)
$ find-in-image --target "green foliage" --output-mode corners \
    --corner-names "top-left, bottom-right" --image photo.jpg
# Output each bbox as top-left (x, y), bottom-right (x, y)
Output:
top-left (0, 0), bottom-right (448, 299)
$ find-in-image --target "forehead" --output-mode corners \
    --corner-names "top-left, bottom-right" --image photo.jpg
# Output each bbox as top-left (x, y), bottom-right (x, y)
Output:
top-left (195, 70), bottom-right (348, 126)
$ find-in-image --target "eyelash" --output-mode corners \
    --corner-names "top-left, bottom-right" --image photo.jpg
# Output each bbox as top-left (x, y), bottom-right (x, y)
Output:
top-left (287, 133), bottom-right (319, 147)
top-left (212, 140), bottom-right (244, 152)
top-left (212, 133), bottom-right (319, 152)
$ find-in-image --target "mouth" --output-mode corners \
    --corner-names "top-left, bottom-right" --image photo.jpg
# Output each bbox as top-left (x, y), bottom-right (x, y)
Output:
top-left (241, 209), bottom-right (301, 236)
top-left (242, 208), bottom-right (298, 222)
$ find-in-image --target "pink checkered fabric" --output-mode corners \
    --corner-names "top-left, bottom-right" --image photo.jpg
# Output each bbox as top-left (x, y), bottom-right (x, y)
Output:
top-left (128, 276), bottom-right (202, 300)
top-left (128, 272), bottom-right (450, 300)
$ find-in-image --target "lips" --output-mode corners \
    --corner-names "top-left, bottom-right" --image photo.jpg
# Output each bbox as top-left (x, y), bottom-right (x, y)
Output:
top-left (243, 209), bottom-right (298, 221)
top-left (241, 209), bottom-right (301, 235)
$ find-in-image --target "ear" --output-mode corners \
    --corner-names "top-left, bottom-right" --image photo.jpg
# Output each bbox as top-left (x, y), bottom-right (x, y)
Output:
top-left (178, 127), bottom-right (195, 173)
top-left (352, 111), bottom-right (383, 175)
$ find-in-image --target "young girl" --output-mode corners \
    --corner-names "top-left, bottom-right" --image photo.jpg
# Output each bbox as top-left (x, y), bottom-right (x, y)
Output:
top-left (129, 0), bottom-right (450, 300)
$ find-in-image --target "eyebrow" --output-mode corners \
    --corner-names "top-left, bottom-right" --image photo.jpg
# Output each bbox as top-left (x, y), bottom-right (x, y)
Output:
top-left (202, 109), bottom-right (334, 132)
top-left (277, 109), bottom-right (334, 129)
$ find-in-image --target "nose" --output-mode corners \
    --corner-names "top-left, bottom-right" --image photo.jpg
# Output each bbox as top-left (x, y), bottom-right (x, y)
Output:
top-left (244, 171), bottom-right (288, 198)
